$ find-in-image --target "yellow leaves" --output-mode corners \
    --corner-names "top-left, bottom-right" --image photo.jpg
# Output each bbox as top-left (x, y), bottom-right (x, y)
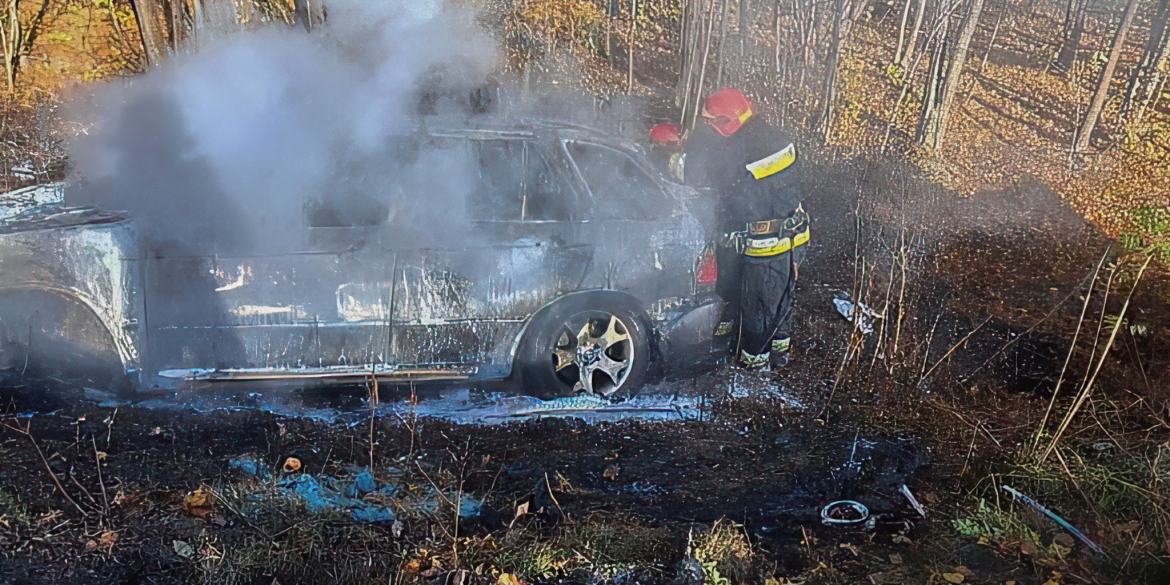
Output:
top-left (521, 0), bottom-right (604, 39)
top-left (942, 573), bottom-right (965, 584)
top-left (87, 531), bottom-right (119, 553)
top-left (497, 573), bottom-right (522, 585)
top-left (181, 485), bottom-right (214, 518)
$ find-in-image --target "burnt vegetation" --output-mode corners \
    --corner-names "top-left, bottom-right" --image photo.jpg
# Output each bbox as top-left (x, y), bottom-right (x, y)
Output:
top-left (2, 0), bottom-right (1170, 584)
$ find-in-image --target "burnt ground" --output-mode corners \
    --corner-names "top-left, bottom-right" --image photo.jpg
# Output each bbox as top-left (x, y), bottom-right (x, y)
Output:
top-left (2, 153), bottom-right (1169, 585)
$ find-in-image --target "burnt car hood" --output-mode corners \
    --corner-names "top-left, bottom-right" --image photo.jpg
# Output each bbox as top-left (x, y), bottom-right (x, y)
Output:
top-left (0, 183), bottom-right (127, 234)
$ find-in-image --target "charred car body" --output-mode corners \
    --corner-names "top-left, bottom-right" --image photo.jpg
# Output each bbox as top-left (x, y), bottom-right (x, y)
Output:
top-left (0, 122), bottom-right (727, 398)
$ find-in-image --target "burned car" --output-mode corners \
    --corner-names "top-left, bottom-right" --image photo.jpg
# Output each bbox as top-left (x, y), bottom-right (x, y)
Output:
top-left (0, 123), bottom-right (727, 399)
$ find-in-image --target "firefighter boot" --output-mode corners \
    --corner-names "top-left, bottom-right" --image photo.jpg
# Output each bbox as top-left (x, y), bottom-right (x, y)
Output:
top-left (770, 337), bottom-right (791, 369)
top-left (737, 348), bottom-right (771, 370)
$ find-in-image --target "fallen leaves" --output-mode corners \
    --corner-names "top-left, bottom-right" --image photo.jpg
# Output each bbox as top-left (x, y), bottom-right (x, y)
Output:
top-left (941, 572), bottom-right (965, 584)
top-left (173, 539), bottom-right (195, 559)
top-left (181, 486), bottom-right (214, 518)
top-left (282, 457), bottom-right (302, 473)
top-left (86, 530), bottom-right (118, 553)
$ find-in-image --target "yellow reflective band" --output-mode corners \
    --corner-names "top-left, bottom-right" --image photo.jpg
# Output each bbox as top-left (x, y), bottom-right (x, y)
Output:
top-left (793, 228), bottom-right (810, 247)
top-left (746, 143), bottom-right (796, 180)
top-left (744, 236), bottom-right (792, 257)
top-left (739, 107), bottom-right (753, 124)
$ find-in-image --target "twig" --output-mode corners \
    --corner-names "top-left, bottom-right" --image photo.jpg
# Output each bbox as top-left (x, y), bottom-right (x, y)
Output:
top-left (368, 372), bottom-right (379, 471)
top-left (961, 265), bottom-right (1092, 383)
top-left (92, 435), bottom-right (110, 515)
top-left (1032, 247), bottom-right (1109, 454)
top-left (544, 472), bottom-right (566, 518)
top-left (105, 407), bottom-right (117, 448)
top-left (919, 316), bottom-right (993, 386)
top-left (2, 420), bottom-right (86, 516)
top-left (1043, 255), bottom-right (1153, 461)
top-left (955, 423), bottom-right (979, 490)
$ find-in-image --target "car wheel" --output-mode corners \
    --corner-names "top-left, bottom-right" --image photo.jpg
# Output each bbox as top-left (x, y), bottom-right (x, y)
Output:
top-left (513, 294), bottom-right (650, 400)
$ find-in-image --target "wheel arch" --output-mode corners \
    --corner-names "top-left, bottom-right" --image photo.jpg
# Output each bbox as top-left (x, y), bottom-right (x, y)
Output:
top-left (0, 285), bottom-right (135, 388)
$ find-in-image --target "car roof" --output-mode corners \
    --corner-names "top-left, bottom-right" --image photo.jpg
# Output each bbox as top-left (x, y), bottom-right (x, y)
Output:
top-left (424, 118), bottom-right (648, 155)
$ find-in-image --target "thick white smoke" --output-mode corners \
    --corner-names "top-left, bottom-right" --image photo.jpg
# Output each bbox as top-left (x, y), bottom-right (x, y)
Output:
top-left (66, 0), bottom-right (499, 254)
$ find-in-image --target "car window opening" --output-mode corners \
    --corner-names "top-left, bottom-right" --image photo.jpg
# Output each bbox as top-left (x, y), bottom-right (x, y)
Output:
top-left (470, 138), bottom-right (570, 222)
top-left (565, 141), bottom-right (667, 221)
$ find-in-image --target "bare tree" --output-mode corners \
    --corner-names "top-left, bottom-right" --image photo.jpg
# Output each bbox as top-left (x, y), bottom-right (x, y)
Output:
top-left (0, 0), bottom-right (50, 92)
top-left (901, 0), bottom-right (928, 70)
top-left (1074, 0), bottom-right (1141, 153)
top-left (894, 0), bottom-right (915, 65)
top-left (1052, 0), bottom-right (1085, 75)
top-left (923, 0), bottom-right (984, 150)
top-left (917, 17), bottom-right (949, 141)
top-left (820, 0), bottom-right (845, 141)
top-left (1121, 0), bottom-right (1170, 118)
top-left (628, 0), bottom-right (638, 92)
top-left (131, 0), bottom-right (170, 66)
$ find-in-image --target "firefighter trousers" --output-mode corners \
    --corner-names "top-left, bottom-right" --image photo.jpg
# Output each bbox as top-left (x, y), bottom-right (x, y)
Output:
top-left (716, 245), bottom-right (797, 367)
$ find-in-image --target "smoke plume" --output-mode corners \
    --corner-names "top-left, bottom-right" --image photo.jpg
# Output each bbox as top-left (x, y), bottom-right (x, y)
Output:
top-left (66, 0), bottom-right (500, 255)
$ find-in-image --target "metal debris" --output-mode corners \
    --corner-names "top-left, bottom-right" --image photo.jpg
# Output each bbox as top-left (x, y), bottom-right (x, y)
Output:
top-left (1002, 484), bottom-right (1105, 556)
top-left (901, 484), bottom-right (927, 518)
top-left (821, 500), bottom-right (870, 526)
top-left (833, 294), bottom-right (881, 335)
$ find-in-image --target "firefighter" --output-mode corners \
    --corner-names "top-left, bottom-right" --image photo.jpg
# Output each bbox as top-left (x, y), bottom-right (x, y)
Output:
top-left (686, 88), bottom-right (807, 370)
top-left (648, 122), bottom-right (686, 182)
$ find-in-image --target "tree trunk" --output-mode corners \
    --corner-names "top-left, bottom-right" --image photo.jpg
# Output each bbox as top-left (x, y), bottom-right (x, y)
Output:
top-left (841, 0), bottom-right (869, 40)
top-left (131, 0), bottom-right (169, 66)
top-left (1121, 0), bottom-right (1170, 117)
top-left (737, 0), bottom-right (752, 84)
top-left (894, 0), bottom-right (914, 65)
top-left (820, 0), bottom-right (845, 142)
top-left (917, 21), bottom-right (948, 142)
top-left (901, 0), bottom-right (927, 69)
top-left (197, 0), bottom-right (238, 39)
top-left (1074, 0), bottom-right (1140, 153)
top-left (627, 0), bottom-right (637, 93)
top-left (1052, 0), bottom-right (1084, 75)
top-left (1, 0), bottom-right (19, 92)
top-left (293, 0), bottom-right (312, 32)
top-left (774, 0), bottom-right (782, 74)
top-left (687, 0), bottom-right (720, 130)
top-left (924, 0), bottom-right (984, 150)
top-left (714, 0), bottom-right (729, 88)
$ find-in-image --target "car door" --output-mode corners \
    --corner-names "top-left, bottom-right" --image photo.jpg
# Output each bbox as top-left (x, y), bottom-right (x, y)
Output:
top-left (560, 139), bottom-right (705, 302)
top-left (145, 211), bottom-right (397, 381)
top-left (388, 133), bottom-right (591, 375)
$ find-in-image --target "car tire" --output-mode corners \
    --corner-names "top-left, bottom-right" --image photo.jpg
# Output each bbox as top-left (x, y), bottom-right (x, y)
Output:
top-left (513, 293), bottom-right (651, 400)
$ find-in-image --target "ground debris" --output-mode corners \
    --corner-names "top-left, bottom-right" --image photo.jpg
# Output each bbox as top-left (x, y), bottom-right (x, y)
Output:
top-left (181, 486), bottom-right (215, 518)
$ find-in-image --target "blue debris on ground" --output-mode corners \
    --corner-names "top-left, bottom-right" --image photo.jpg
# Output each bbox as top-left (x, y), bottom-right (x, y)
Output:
top-left (229, 458), bottom-right (399, 525)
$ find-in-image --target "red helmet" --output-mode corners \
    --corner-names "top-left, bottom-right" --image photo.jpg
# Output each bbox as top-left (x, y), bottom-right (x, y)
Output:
top-left (649, 123), bottom-right (682, 145)
top-left (702, 88), bottom-right (753, 136)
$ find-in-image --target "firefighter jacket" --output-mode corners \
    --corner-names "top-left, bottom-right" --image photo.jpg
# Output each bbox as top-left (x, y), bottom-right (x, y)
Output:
top-left (686, 118), bottom-right (803, 235)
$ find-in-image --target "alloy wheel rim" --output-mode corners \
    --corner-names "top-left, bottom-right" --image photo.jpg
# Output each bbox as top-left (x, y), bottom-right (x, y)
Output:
top-left (551, 311), bottom-right (634, 396)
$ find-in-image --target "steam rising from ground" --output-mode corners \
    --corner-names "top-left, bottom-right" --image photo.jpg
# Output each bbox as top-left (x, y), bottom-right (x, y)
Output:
top-left (66, 0), bottom-right (499, 254)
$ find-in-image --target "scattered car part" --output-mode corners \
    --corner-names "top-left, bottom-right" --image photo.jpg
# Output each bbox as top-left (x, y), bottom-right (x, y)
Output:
top-left (1001, 484), bottom-right (1105, 556)
top-left (833, 294), bottom-right (881, 335)
top-left (821, 500), bottom-right (870, 526)
top-left (282, 457), bottom-right (302, 473)
top-left (901, 484), bottom-right (927, 518)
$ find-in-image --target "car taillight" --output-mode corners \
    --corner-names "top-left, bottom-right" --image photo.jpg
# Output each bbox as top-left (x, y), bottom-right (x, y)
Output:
top-left (695, 245), bottom-right (718, 286)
